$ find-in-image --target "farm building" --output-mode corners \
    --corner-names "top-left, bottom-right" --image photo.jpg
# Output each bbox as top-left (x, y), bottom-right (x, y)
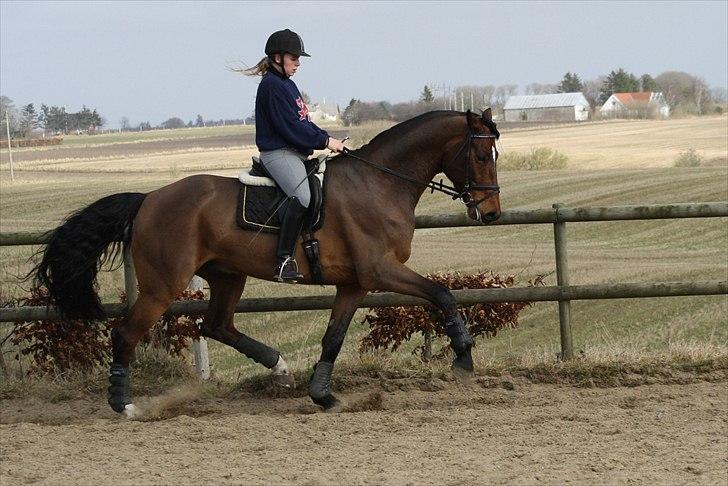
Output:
top-left (503, 93), bottom-right (590, 122)
top-left (599, 92), bottom-right (670, 118)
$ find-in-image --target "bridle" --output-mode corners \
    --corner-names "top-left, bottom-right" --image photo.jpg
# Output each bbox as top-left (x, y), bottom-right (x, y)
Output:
top-left (341, 129), bottom-right (500, 207)
top-left (442, 131), bottom-right (500, 208)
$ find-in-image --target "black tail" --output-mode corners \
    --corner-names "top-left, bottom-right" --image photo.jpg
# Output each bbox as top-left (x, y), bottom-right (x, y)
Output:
top-left (32, 192), bottom-right (147, 320)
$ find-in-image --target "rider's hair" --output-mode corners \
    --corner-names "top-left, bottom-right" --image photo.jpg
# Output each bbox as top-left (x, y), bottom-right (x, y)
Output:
top-left (237, 56), bottom-right (270, 76)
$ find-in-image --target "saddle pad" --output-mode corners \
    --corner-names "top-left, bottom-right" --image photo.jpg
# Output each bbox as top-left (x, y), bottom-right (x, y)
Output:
top-left (236, 178), bottom-right (326, 234)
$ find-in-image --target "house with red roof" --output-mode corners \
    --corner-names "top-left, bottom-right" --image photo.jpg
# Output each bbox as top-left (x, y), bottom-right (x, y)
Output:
top-left (600, 92), bottom-right (670, 118)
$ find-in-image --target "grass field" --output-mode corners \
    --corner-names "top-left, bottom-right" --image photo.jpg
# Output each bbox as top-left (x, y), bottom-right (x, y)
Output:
top-left (0, 116), bottom-right (726, 386)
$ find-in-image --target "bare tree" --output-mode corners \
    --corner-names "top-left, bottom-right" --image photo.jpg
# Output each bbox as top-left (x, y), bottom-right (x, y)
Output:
top-left (582, 76), bottom-right (606, 108)
top-left (525, 83), bottom-right (558, 95)
top-left (655, 71), bottom-right (713, 114)
top-left (493, 84), bottom-right (518, 109)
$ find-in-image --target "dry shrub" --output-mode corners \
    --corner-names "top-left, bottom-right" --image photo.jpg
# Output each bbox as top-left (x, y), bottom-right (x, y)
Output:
top-left (360, 272), bottom-right (544, 358)
top-left (3, 137), bottom-right (63, 148)
top-left (4, 287), bottom-right (204, 374)
top-left (499, 147), bottom-right (568, 171)
top-left (673, 148), bottom-right (704, 167)
top-left (6, 287), bottom-right (111, 373)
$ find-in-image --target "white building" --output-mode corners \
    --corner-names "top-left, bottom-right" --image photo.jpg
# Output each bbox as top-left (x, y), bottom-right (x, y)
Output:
top-left (503, 93), bottom-right (590, 122)
top-left (600, 92), bottom-right (670, 118)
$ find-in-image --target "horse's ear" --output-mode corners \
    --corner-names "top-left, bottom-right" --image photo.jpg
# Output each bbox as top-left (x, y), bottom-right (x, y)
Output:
top-left (466, 109), bottom-right (478, 128)
top-left (482, 107), bottom-right (493, 121)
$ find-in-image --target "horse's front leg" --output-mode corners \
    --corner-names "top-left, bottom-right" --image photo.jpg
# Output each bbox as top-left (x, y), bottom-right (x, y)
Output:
top-left (361, 261), bottom-right (474, 372)
top-left (309, 283), bottom-right (368, 410)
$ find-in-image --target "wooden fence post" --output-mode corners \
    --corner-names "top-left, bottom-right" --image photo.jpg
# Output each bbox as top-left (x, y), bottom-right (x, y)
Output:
top-left (553, 203), bottom-right (574, 360)
top-left (188, 276), bottom-right (210, 380)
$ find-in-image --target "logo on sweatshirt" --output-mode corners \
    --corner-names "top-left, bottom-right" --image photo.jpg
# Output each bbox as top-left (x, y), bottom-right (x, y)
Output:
top-left (296, 97), bottom-right (310, 121)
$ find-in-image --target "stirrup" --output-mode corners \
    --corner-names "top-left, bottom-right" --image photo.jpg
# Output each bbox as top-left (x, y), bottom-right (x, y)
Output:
top-left (275, 256), bottom-right (303, 283)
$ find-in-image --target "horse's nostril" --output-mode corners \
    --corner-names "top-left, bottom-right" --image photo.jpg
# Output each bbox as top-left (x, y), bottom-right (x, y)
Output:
top-left (483, 211), bottom-right (500, 222)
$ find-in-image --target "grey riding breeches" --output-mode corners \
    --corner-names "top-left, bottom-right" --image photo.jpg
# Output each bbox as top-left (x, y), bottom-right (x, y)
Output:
top-left (259, 148), bottom-right (311, 208)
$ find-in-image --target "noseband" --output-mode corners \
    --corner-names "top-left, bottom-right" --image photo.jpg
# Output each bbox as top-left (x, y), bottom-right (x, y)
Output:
top-left (341, 130), bottom-right (500, 207)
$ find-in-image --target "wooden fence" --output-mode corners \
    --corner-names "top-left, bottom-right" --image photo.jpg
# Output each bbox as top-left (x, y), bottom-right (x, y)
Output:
top-left (1, 202), bottom-right (727, 361)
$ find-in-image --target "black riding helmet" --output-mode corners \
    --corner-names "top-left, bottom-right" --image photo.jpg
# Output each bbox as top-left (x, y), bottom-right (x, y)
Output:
top-left (265, 29), bottom-right (310, 57)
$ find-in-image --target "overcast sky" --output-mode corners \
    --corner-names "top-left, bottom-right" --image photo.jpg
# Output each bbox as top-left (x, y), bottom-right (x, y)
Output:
top-left (1, 1), bottom-right (726, 128)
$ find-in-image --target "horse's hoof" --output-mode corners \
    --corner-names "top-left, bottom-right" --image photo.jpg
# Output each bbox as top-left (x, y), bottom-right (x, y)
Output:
top-left (452, 353), bottom-right (474, 372)
top-left (272, 372), bottom-right (295, 389)
top-left (122, 403), bottom-right (139, 419)
top-left (452, 365), bottom-right (475, 384)
top-left (311, 393), bottom-right (340, 411)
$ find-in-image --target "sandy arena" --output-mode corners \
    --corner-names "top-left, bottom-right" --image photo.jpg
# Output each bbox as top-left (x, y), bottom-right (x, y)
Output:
top-left (1, 378), bottom-right (726, 484)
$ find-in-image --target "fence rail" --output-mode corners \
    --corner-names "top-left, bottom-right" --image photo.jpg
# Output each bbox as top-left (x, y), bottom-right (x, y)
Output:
top-left (2, 202), bottom-right (727, 360)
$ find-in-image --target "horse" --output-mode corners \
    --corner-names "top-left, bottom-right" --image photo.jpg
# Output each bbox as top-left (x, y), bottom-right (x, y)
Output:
top-left (33, 109), bottom-right (501, 416)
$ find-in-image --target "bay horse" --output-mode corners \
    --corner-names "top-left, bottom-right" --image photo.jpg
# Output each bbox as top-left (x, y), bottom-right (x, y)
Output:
top-left (33, 109), bottom-right (501, 416)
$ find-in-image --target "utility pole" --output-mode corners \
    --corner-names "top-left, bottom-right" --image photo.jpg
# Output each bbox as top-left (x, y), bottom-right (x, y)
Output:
top-left (5, 111), bottom-right (14, 182)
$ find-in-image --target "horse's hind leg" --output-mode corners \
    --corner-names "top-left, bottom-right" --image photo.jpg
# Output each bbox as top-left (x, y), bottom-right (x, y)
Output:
top-left (198, 269), bottom-right (293, 387)
top-left (109, 291), bottom-right (176, 416)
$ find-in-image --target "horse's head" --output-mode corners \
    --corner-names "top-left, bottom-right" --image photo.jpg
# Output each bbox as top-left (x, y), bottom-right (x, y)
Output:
top-left (442, 109), bottom-right (501, 223)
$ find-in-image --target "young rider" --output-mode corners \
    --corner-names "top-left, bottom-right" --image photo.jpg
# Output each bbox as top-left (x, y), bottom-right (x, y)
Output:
top-left (245, 29), bottom-right (345, 283)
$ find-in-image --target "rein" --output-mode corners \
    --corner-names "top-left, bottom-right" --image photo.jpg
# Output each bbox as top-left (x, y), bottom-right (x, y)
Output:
top-left (340, 131), bottom-right (499, 205)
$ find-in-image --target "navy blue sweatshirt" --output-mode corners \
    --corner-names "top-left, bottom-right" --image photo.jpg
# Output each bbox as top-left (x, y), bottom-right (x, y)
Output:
top-left (255, 69), bottom-right (329, 156)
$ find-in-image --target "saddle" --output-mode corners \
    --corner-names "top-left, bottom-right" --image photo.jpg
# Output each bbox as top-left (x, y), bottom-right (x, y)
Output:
top-left (237, 154), bottom-right (328, 283)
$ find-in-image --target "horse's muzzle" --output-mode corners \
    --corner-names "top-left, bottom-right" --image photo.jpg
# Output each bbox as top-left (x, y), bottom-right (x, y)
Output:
top-left (467, 206), bottom-right (500, 224)
top-left (481, 210), bottom-right (500, 223)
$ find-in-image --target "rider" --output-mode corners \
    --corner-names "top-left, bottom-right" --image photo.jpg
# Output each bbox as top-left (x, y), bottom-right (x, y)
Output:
top-left (245, 29), bottom-right (345, 283)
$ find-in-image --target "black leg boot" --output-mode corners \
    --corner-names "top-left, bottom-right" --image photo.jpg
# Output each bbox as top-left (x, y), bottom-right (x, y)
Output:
top-left (274, 196), bottom-right (307, 283)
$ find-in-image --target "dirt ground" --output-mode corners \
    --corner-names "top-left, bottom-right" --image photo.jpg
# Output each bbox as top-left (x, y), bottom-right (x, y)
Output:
top-left (1, 378), bottom-right (726, 485)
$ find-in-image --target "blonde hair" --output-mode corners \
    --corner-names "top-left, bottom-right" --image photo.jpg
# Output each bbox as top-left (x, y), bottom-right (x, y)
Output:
top-left (233, 56), bottom-right (270, 76)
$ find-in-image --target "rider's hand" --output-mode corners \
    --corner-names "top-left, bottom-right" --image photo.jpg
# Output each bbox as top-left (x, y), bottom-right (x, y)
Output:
top-left (327, 137), bottom-right (346, 152)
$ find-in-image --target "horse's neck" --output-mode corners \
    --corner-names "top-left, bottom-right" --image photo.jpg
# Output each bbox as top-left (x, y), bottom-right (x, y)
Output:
top-left (354, 115), bottom-right (463, 205)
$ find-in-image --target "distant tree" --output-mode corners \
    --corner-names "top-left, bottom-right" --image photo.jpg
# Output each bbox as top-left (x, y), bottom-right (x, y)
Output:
top-left (138, 121), bottom-right (152, 131)
top-left (342, 99), bottom-right (391, 126)
top-left (19, 103), bottom-right (38, 136)
top-left (38, 104), bottom-right (50, 131)
top-left (640, 74), bottom-right (658, 92)
top-left (452, 85), bottom-right (496, 110)
top-left (557, 72), bottom-right (584, 93)
top-left (655, 71), bottom-right (713, 115)
top-left (420, 85), bottom-right (434, 103)
top-left (342, 98), bottom-right (361, 126)
top-left (45, 105), bottom-right (68, 133)
top-left (711, 86), bottom-right (727, 104)
top-left (525, 83), bottom-right (558, 95)
top-left (161, 117), bottom-right (185, 129)
top-left (195, 114), bottom-right (204, 127)
top-left (120, 116), bottom-right (131, 131)
top-left (390, 101), bottom-right (432, 122)
top-left (582, 76), bottom-right (606, 107)
top-left (493, 84), bottom-right (518, 109)
top-left (300, 91), bottom-right (311, 104)
top-left (0, 96), bottom-right (20, 137)
top-left (187, 120), bottom-right (194, 128)
top-left (598, 68), bottom-right (640, 104)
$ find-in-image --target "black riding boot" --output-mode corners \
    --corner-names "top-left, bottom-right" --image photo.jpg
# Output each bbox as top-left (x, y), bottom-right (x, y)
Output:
top-left (274, 197), bottom-right (307, 283)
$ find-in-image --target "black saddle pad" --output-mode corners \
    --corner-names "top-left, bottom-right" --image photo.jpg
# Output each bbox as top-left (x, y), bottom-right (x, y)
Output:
top-left (236, 174), bottom-right (325, 234)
